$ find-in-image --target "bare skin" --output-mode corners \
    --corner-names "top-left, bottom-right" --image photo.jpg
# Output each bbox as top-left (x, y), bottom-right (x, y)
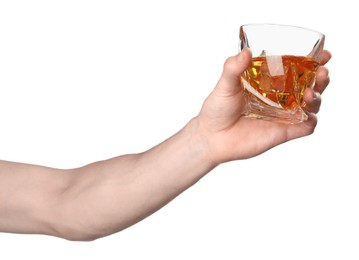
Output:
top-left (0, 49), bottom-right (331, 241)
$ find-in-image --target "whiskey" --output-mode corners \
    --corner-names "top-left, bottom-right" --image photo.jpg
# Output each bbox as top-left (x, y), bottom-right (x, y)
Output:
top-left (242, 55), bottom-right (319, 111)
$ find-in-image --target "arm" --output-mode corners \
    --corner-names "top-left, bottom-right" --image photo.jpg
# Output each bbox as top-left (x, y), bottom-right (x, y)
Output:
top-left (0, 124), bottom-right (215, 241)
top-left (0, 49), bottom-right (331, 241)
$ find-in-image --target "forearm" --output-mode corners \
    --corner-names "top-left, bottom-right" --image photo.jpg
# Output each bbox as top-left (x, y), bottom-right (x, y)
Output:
top-left (54, 117), bottom-right (216, 240)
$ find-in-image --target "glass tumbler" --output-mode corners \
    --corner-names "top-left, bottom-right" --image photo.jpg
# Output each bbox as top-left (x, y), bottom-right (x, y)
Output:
top-left (239, 24), bottom-right (325, 123)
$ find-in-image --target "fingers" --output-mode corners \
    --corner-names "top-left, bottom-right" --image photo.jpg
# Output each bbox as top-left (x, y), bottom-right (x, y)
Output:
top-left (215, 48), bottom-right (252, 96)
top-left (302, 50), bottom-right (331, 114)
top-left (320, 50), bottom-right (332, 65)
top-left (314, 66), bottom-right (330, 94)
top-left (303, 88), bottom-right (321, 114)
top-left (305, 50), bottom-right (331, 113)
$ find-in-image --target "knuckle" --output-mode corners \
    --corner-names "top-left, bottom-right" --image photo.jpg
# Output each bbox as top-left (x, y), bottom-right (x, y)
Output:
top-left (318, 66), bottom-right (329, 77)
top-left (223, 56), bottom-right (238, 73)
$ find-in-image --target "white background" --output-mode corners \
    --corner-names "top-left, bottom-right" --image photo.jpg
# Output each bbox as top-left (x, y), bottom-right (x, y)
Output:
top-left (0, 0), bottom-right (358, 259)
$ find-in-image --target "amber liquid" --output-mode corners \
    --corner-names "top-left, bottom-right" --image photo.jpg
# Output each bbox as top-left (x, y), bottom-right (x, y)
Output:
top-left (243, 55), bottom-right (319, 111)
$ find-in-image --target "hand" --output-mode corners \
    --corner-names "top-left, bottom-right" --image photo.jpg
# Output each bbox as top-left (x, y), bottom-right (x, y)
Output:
top-left (195, 48), bottom-right (331, 165)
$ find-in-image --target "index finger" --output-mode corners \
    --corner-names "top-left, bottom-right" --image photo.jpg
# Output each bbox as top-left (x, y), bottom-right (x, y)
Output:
top-left (320, 50), bottom-right (332, 65)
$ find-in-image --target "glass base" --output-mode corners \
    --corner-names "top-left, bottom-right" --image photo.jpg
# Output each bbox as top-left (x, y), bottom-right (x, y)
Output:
top-left (242, 97), bottom-right (308, 124)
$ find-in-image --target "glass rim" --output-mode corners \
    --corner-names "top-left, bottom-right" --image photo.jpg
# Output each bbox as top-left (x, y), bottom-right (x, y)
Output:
top-left (240, 23), bottom-right (325, 38)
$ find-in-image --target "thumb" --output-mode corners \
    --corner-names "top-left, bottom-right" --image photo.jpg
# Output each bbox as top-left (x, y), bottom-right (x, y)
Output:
top-left (215, 48), bottom-right (252, 96)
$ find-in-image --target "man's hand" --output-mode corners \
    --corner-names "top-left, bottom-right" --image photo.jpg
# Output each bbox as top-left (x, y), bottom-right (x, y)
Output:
top-left (195, 48), bottom-right (332, 165)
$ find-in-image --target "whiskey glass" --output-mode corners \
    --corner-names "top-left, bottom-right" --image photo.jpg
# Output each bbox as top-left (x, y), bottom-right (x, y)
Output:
top-left (239, 24), bottom-right (325, 123)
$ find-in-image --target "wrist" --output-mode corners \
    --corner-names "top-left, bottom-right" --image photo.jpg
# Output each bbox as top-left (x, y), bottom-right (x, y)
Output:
top-left (184, 117), bottom-right (220, 169)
